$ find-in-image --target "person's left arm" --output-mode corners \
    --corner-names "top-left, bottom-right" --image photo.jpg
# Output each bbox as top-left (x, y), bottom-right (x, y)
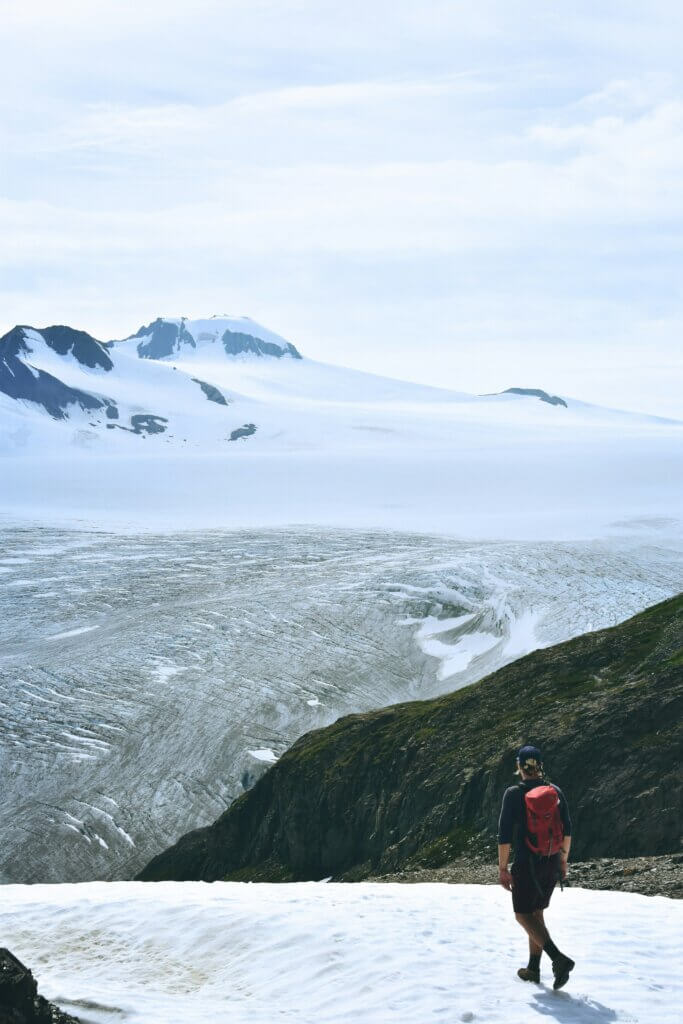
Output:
top-left (555, 786), bottom-right (572, 879)
top-left (497, 788), bottom-right (516, 890)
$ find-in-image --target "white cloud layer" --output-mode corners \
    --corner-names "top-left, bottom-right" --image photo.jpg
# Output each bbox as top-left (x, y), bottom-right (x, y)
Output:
top-left (1, 2), bottom-right (682, 415)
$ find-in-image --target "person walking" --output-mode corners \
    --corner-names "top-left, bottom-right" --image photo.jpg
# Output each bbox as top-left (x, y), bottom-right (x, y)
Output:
top-left (498, 744), bottom-right (575, 989)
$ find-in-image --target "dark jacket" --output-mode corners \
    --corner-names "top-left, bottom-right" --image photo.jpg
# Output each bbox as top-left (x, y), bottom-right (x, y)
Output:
top-left (498, 777), bottom-right (572, 865)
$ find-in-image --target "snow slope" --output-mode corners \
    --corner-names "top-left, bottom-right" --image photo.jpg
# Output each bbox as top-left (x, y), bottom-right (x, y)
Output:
top-left (1, 318), bottom-right (681, 539)
top-left (2, 881), bottom-right (680, 1024)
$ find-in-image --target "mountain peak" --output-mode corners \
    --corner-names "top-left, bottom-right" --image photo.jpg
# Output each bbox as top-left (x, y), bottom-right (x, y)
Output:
top-left (0, 324), bottom-right (115, 420)
top-left (119, 316), bottom-right (302, 361)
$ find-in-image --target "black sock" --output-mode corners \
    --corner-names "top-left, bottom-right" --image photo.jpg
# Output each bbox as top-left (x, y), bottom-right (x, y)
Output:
top-left (543, 938), bottom-right (561, 960)
top-left (528, 953), bottom-right (541, 971)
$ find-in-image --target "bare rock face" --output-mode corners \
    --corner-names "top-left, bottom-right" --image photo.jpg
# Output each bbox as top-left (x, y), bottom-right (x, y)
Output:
top-left (0, 949), bottom-right (79, 1024)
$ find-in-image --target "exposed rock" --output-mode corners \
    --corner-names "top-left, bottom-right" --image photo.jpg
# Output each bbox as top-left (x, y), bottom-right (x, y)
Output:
top-left (125, 317), bottom-right (302, 360)
top-left (106, 414), bottom-right (168, 435)
top-left (130, 414), bottom-right (167, 435)
top-left (229, 423), bottom-right (256, 440)
top-left (0, 326), bottom-right (116, 420)
top-left (138, 594), bottom-right (682, 883)
top-left (0, 949), bottom-right (79, 1023)
top-left (31, 326), bottom-right (113, 371)
top-left (222, 328), bottom-right (301, 359)
top-left (503, 387), bottom-right (567, 407)
top-left (131, 318), bottom-right (197, 359)
top-left (191, 378), bottom-right (229, 405)
top-left (367, 853), bottom-right (683, 898)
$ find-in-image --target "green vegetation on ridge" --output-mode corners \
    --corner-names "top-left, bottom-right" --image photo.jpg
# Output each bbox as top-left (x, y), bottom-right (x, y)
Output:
top-left (138, 595), bottom-right (683, 883)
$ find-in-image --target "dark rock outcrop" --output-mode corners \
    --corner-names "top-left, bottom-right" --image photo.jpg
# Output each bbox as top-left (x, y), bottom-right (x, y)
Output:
top-left (222, 329), bottom-right (301, 359)
top-left (126, 318), bottom-right (302, 360)
top-left (130, 413), bottom-right (167, 435)
top-left (192, 378), bottom-right (229, 405)
top-left (106, 414), bottom-right (168, 435)
top-left (138, 594), bottom-right (683, 883)
top-left (0, 326), bottom-right (117, 420)
top-left (29, 326), bottom-right (113, 371)
top-left (503, 387), bottom-right (567, 407)
top-left (0, 949), bottom-right (79, 1023)
top-left (130, 318), bottom-right (197, 359)
top-left (229, 423), bottom-right (256, 440)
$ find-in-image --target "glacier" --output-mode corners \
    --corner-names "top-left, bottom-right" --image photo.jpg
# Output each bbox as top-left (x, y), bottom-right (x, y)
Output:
top-left (0, 523), bottom-right (680, 883)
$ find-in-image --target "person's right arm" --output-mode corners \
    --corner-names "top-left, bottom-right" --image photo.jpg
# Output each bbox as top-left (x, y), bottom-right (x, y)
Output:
top-left (498, 842), bottom-right (512, 890)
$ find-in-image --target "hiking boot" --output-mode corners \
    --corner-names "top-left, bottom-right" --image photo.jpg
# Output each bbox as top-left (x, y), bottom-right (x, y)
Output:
top-left (552, 953), bottom-right (575, 990)
top-left (517, 966), bottom-right (540, 983)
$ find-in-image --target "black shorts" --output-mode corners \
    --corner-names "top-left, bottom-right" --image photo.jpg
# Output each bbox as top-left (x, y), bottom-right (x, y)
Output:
top-left (511, 856), bottom-right (559, 914)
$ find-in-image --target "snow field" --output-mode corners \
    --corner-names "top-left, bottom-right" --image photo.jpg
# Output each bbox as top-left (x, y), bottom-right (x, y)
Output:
top-left (3, 435), bottom-right (682, 539)
top-left (2, 882), bottom-right (679, 1024)
top-left (3, 323), bottom-right (682, 540)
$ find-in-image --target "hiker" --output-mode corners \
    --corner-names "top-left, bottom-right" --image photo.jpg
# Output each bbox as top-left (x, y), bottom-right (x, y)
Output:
top-left (497, 744), bottom-right (575, 989)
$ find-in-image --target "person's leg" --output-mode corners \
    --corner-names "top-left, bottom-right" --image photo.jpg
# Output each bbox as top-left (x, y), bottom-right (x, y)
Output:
top-left (524, 918), bottom-right (543, 980)
top-left (513, 861), bottom-right (574, 988)
top-left (515, 911), bottom-right (549, 950)
top-left (529, 911), bottom-right (544, 957)
top-left (512, 864), bottom-right (543, 980)
top-left (514, 912), bottom-right (544, 982)
top-left (516, 910), bottom-right (574, 989)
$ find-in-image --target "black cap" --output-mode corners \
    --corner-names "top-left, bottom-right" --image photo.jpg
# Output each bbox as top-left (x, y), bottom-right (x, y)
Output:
top-left (516, 745), bottom-right (543, 772)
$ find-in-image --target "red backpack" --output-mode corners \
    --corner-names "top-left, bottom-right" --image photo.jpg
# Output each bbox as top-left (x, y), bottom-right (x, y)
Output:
top-left (522, 784), bottom-right (564, 857)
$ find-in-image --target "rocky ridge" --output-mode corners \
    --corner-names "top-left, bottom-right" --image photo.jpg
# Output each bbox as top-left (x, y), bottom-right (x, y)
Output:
top-left (138, 594), bottom-right (683, 884)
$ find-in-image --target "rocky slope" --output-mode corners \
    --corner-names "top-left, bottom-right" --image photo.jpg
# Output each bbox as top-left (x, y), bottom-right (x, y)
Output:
top-left (139, 594), bottom-right (683, 883)
top-left (0, 949), bottom-right (79, 1024)
top-left (368, 853), bottom-right (683, 898)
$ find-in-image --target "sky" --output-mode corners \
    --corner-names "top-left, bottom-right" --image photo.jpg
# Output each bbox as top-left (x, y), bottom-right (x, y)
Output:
top-left (1, 1), bottom-right (683, 416)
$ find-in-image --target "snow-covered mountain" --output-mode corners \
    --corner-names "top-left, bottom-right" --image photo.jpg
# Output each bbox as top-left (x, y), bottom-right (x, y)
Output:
top-left (0, 314), bottom-right (676, 442)
top-left (0, 317), bottom-right (272, 442)
top-left (0, 316), bottom-right (474, 447)
top-left (1, 315), bottom-right (681, 538)
top-left (121, 315), bottom-right (302, 361)
top-left (0, 324), bottom-right (117, 421)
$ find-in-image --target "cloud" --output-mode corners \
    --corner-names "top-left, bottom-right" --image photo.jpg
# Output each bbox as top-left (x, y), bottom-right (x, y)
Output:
top-left (12, 70), bottom-right (492, 162)
top-left (1, 4), bottom-right (683, 413)
top-left (228, 73), bottom-right (489, 113)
